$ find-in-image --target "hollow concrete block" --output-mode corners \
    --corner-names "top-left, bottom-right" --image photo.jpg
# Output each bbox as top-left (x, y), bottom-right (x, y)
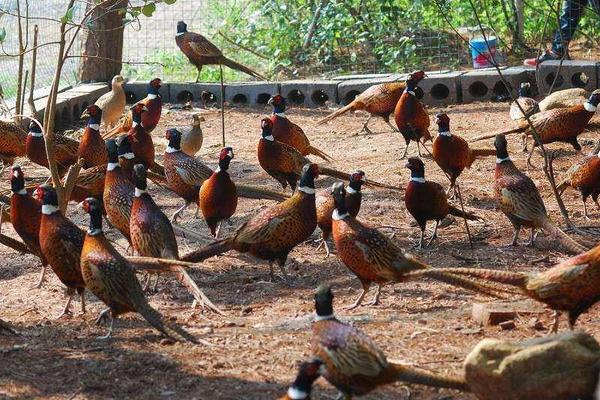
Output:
top-left (168, 83), bottom-right (223, 105)
top-left (420, 70), bottom-right (464, 105)
top-left (279, 80), bottom-right (339, 108)
top-left (337, 74), bottom-right (407, 105)
top-left (536, 60), bottom-right (599, 95)
top-left (225, 82), bottom-right (281, 106)
top-left (461, 67), bottom-right (528, 103)
top-left (124, 82), bottom-right (170, 104)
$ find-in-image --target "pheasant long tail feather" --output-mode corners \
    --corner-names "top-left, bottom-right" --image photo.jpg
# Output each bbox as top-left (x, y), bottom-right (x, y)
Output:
top-left (411, 267), bottom-right (529, 288)
top-left (539, 218), bottom-right (587, 255)
top-left (150, 162), bottom-right (166, 177)
top-left (147, 169), bottom-right (168, 186)
top-left (171, 265), bottom-right (224, 315)
top-left (468, 148), bottom-right (497, 167)
top-left (222, 57), bottom-right (266, 80)
top-left (237, 183), bottom-right (290, 202)
top-left (316, 103), bottom-right (355, 125)
top-left (0, 234), bottom-right (32, 254)
top-left (469, 126), bottom-right (525, 143)
top-left (556, 177), bottom-right (570, 195)
top-left (406, 269), bottom-right (508, 298)
top-left (129, 291), bottom-right (205, 344)
top-left (387, 363), bottom-right (469, 391)
top-left (180, 237), bottom-right (234, 262)
top-left (0, 318), bottom-right (18, 335)
top-left (306, 145), bottom-right (334, 163)
top-left (318, 166), bottom-right (400, 191)
top-left (447, 205), bottom-right (480, 221)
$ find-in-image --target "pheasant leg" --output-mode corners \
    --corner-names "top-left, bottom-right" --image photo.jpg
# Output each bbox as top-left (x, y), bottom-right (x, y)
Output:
top-left (359, 116), bottom-right (374, 135)
top-left (80, 292), bottom-right (86, 314)
top-left (56, 293), bottom-right (74, 319)
top-left (550, 311), bottom-right (560, 333)
top-left (366, 284), bottom-right (382, 306)
top-left (417, 229), bottom-right (425, 249)
top-left (98, 314), bottom-right (115, 340)
top-left (95, 307), bottom-right (111, 325)
top-left (426, 221), bottom-right (439, 247)
top-left (509, 226), bottom-right (521, 246)
top-left (31, 264), bottom-right (47, 289)
top-left (171, 201), bottom-right (190, 223)
top-left (526, 145), bottom-right (536, 168)
top-left (525, 228), bottom-right (536, 247)
top-left (346, 283), bottom-right (370, 310)
top-left (583, 198), bottom-right (590, 220)
top-left (385, 120), bottom-right (399, 133)
top-left (215, 221), bottom-right (222, 239)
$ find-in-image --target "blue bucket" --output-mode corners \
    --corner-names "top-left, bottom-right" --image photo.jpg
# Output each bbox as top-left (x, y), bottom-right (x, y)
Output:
top-left (470, 37), bottom-right (497, 68)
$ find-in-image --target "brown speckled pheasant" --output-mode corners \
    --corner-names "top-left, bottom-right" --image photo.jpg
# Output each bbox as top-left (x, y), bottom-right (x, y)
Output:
top-left (10, 166), bottom-right (47, 288)
top-left (126, 103), bottom-right (154, 170)
top-left (79, 105), bottom-right (108, 168)
top-left (510, 83), bottom-right (539, 123)
top-left (556, 151), bottom-right (600, 219)
top-left (199, 147), bottom-right (238, 237)
top-left (315, 171), bottom-right (364, 257)
top-left (176, 21), bottom-right (265, 82)
top-left (0, 120), bottom-right (26, 168)
top-left (94, 75), bottom-right (126, 129)
top-left (279, 359), bottom-right (323, 400)
top-left (432, 113), bottom-right (496, 195)
top-left (474, 90), bottom-right (600, 166)
top-left (425, 242), bottom-right (600, 332)
top-left (103, 139), bottom-right (134, 243)
top-left (317, 71), bottom-right (426, 135)
top-left (405, 157), bottom-right (480, 248)
top-left (268, 94), bottom-right (332, 162)
top-left (182, 164), bottom-right (320, 281)
top-left (258, 118), bottom-right (395, 192)
top-left (163, 128), bottom-right (288, 222)
top-left (311, 285), bottom-right (469, 398)
top-left (34, 185), bottom-right (86, 317)
top-left (180, 113), bottom-right (203, 157)
top-left (80, 197), bottom-right (199, 342)
top-left (493, 134), bottom-right (586, 254)
top-left (330, 183), bottom-right (498, 309)
top-left (394, 72), bottom-right (432, 158)
top-left (26, 121), bottom-right (79, 175)
top-left (67, 164), bottom-right (106, 204)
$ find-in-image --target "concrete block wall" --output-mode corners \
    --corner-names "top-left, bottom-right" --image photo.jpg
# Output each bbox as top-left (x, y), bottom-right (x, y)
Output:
top-left (536, 60), bottom-right (598, 95)
top-left (337, 74), bottom-right (407, 105)
top-left (224, 82), bottom-right (280, 106)
top-left (460, 67), bottom-right (529, 103)
top-left (420, 70), bottom-right (463, 105)
top-left (279, 80), bottom-right (339, 108)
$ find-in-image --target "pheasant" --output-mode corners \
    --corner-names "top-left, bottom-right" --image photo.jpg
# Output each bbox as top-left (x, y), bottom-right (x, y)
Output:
top-left (34, 184), bottom-right (86, 317)
top-left (0, 119), bottom-right (26, 168)
top-left (493, 134), bottom-right (586, 254)
top-left (431, 113), bottom-right (496, 195)
top-left (268, 94), bottom-right (332, 162)
top-left (67, 164), bottom-right (107, 204)
top-left (539, 87), bottom-right (587, 111)
top-left (180, 113), bottom-right (203, 157)
top-left (473, 90), bottom-right (600, 166)
top-left (10, 165), bottom-right (48, 288)
top-left (423, 242), bottom-right (600, 332)
top-left (103, 78), bottom-right (163, 139)
top-left (94, 75), bottom-right (126, 129)
top-left (405, 157), bottom-right (480, 248)
top-left (330, 183), bottom-right (498, 309)
top-left (25, 121), bottom-right (79, 176)
top-left (80, 197), bottom-right (198, 342)
top-left (317, 71), bottom-right (426, 135)
top-left (163, 128), bottom-right (288, 222)
top-left (103, 139), bottom-right (134, 243)
top-left (199, 147), bottom-right (238, 237)
top-left (279, 359), bottom-right (323, 400)
top-left (394, 72), bottom-right (432, 158)
top-left (175, 20), bottom-right (265, 82)
top-left (315, 171), bottom-right (364, 257)
top-left (311, 285), bottom-right (469, 398)
top-left (181, 164), bottom-right (320, 281)
top-left (115, 134), bottom-right (136, 179)
top-left (125, 103), bottom-right (154, 170)
top-left (556, 151), bottom-right (600, 219)
top-left (258, 118), bottom-right (395, 192)
top-left (509, 82), bottom-right (539, 122)
top-left (79, 104), bottom-right (108, 168)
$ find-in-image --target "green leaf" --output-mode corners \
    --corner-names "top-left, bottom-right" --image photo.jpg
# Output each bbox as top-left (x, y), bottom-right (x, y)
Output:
top-left (141, 3), bottom-right (156, 17)
top-left (0, 27), bottom-right (6, 44)
top-left (164, 0), bottom-right (177, 4)
top-left (60, 6), bottom-right (75, 24)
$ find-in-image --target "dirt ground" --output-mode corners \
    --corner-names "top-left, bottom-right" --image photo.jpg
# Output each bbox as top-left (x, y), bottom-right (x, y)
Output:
top-left (1, 100), bottom-right (599, 399)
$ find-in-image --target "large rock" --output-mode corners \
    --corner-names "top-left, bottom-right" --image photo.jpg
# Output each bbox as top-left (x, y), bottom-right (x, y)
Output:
top-left (464, 331), bottom-right (600, 400)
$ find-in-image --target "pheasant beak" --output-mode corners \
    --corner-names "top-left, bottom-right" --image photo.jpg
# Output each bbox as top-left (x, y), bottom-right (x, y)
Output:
top-left (80, 110), bottom-right (90, 119)
top-left (32, 187), bottom-right (41, 199)
top-left (404, 161), bottom-right (411, 169)
top-left (227, 150), bottom-right (233, 158)
top-left (267, 97), bottom-right (274, 106)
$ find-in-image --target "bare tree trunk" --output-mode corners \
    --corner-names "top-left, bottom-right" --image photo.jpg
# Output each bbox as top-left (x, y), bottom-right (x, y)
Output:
top-left (303, 0), bottom-right (329, 50)
top-left (77, 0), bottom-right (127, 82)
top-left (515, 0), bottom-right (525, 45)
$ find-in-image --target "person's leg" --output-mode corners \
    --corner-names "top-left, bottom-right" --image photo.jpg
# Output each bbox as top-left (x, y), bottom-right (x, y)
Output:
top-left (552, 0), bottom-right (588, 56)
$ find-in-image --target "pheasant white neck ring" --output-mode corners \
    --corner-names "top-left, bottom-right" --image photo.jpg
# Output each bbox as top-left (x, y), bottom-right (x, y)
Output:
top-left (120, 152), bottom-right (135, 160)
top-left (134, 188), bottom-right (147, 197)
top-left (438, 131), bottom-right (451, 137)
top-left (410, 177), bottom-right (426, 183)
top-left (132, 121), bottom-right (139, 128)
top-left (263, 134), bottom-right (274, 141)
top-left (12, 188), bottom-right (27, 195)
top-left (214, 166), bottom-right (222, 173)
top-left (88, 228), bottom-right (102, 236)
top-left (42, 204), bottom-right (59, 215)
top-left (298, 186), bottom-right (315, 194)
top-left (175, 32), bottom-right (184, 37)
top-left (88, 123), bottom-right (100, 131)
top-left (314, 313), bottom-right (335, 321)
top-left (147, 93), bottom-right (158, 100)
top-left (274, 112), bottom-right (287, 118)
top-left (332, 209), bottom-right (349, 220)
top-left (346, 186), bottom-right (358, 194)
top-left (107, 162), bottom-right (119, 171)
top-left (404, 88), bottom-right (416, 96)
top-left (287, 387), bottom-right (308, 400)
top-left (29, 131), bottom-right (43, 137)
top-left (165, 146), bottom-right (180, 153)
top-left (496, 156), bottom-right (511, 164)
top-left (584, 102), bottom-right (597, 112)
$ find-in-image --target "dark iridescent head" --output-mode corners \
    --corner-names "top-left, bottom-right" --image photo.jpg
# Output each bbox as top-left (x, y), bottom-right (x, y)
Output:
top-left (177, 21), bottom-right (187, 34)
top-left (331, 181), bottom-right (347, 214)
top-left (494, 134), bottom-right (509, 159)
top-left (287, 359), bottom-right (323, 399)
top-left (148, 78), bottom-right (162, 95)
top-left (166, 128), bottom-right (182, 150)
top-left (348, 170), bottom-right (365, 192)
top-left (116, 135), bottom-right (133, 158)
top-left (81, 104), bottom-right (102, 125)
top-left (405, 156), bottom-right (425, 178)
top-left (518, 82), bottom-right (531, 98)
top-left (81, 197), bottom-right (103, 233)
top-left (218, 147), bottom-right (234, 171)
top-left (587, 89), bottom-right (600, 107)
top-left (29, 120), bottom-right (42, 134)
top-left (435, 113), bottom-right (450, 132)
top-left (299, 163), bottom-right (319, 190)
top-left (131, 103), bottom-right (148, 124)
top-left (106, 139), bottom-right (118, 163)
top-left (267, 94), bottom-right (286, 113)
top-left (260, 118), bottom-right (273, 138)
top-left (406, 70), bottom-right (426, 89)
top-left (10, 165), bottom-right (25, 193)
top-left (133, 164), bottom-right (148, 191)
top-left (34, 184), bottom-right (58, 206)
top-left (314, 284), bottom-right (334, 317)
